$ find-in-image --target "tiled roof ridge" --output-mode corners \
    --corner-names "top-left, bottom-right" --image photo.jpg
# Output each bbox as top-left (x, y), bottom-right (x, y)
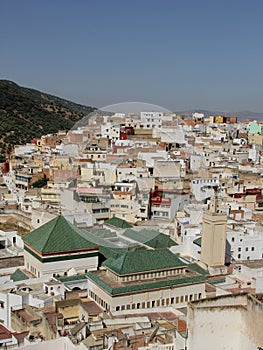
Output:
top-left (116, 252), bottom-right (129, 274)
top-left (23, 215), bottom-right (58, 250)
top-left (104, 248), bottom-right (186, 275)
top-left (42, 216), bottom-right (61, 252)
top-left (24, 215), bottom-right (97, 253)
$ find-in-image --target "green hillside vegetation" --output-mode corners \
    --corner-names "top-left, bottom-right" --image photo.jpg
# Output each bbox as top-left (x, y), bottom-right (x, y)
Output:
top-left (0, 80), bottom-right (95, 162)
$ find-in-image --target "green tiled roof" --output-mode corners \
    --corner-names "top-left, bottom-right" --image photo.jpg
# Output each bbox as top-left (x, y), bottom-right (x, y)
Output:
top-left (11, 269), bottom-right (29, 282)
top-left (102, 249), bottom-right (186, 275)
top-left (193, 237), bottom-right (202, 247)
top-left (94, 229), bottom-right (117, 239)
top-left (78, 229), bottom-right (137, 250)
top-left (57, 274), bottom-right (87, 282)
top-left (105, 217), bottom-right (132, 228)
top-left (99, 245), bottom-right (145, 260)
top-left (123, 228), bottom-right (177, 248)
top-left (23, 216), bottom-right (98, 254)
top-left (188, 263), bottom-right (208, 276)
top-left (209, 278), bottom-right (226, 285)
top-left (78, 229), bottom-right (116, 248)
top-left (87, 271), bottom-right (207, 295)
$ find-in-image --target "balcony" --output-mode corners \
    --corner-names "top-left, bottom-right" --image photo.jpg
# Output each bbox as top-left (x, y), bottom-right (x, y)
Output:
top-left (151, 197), bottom-right (171, 206)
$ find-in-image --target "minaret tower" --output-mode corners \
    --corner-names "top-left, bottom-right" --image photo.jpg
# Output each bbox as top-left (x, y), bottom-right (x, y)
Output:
top-left (201, 187), bottom-right (227, 269)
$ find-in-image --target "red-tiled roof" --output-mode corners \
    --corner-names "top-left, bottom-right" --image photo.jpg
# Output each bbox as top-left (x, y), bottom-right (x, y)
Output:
top-left (205, 283), bottom-right (216, 293)
top-left (177, 319), bottom-right (187, 332)
top-left (0, 325), bottom-right (12, 340)
top-left (13, 331), bottom-right (29, 342)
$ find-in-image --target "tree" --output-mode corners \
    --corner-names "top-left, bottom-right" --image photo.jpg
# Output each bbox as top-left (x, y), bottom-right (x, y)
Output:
top-left (31, 177), bottom-right (49, 188)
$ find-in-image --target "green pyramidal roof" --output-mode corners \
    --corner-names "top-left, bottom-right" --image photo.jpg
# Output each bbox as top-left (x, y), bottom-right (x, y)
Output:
top-left (11, 269), bottom-right (29, 282)
top-left (23, 216), bottom-right (98, 254)
top-left (123, 228), bottom-right (177, 248)
top-left (103, 248), bottom-right (186, 275)
top-left (105, 217), bottom-right (132, 228)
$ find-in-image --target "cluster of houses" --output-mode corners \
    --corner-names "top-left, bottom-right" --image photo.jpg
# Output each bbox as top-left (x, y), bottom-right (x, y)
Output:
top-left (0, 110), bottom-right (263, 349)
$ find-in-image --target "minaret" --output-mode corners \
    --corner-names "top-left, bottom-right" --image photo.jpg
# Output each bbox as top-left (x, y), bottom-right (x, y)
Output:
top-left (201, 188), bottom-right (227, 268)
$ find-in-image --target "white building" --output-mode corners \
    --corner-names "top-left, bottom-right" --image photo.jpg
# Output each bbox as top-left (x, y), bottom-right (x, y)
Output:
top-left (152, 126), bottom-right (185, 145)
top-left (192, 112), bottom-right (204, 120)
top-left (140, 112), bottom-right (163, 129)
top-left (0, 229), bottom-right (24, 250)
top-left (187, 293), bottom-right (263, 350)
top-left (191, 178), bottom-right (219, 202)
top-left (80, 163), bottom-right (117, 186)
top-left (23, 216), bottom-right (99, 278)
top-left (87, 249), bottom-right (206, 313)
top-left (101, 123), bottom-right (120, 141)
top-left (232, 261), bottom-right (263, 289)
top-left (227, 224), bottom-right (263, 262)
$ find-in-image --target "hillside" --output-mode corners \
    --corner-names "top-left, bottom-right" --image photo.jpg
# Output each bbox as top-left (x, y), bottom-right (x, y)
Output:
top-left (0, 80), bottom-right (95, 162)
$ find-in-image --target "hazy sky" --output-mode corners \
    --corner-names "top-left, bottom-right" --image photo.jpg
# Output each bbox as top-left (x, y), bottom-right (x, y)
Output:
top-left (1, 0), bottom-right (263, 112)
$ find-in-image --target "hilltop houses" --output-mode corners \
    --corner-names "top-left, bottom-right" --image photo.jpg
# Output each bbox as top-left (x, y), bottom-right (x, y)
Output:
top-left (0, 111), bottom-right (263, 348)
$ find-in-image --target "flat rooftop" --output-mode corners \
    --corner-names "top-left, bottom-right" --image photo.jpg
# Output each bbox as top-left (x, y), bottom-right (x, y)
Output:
top-left (0, 256), bottom-right (24, 269)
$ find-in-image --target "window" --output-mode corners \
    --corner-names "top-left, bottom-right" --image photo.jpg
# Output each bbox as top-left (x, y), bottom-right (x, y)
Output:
top-left (245, 247), bottom-right (248, 252)
top-left (231, 237), bottom-right (235, 242)
top-left (251, 247), bottom-right (255, 251)
top-left (238, 254), bottom-right (241, 259)
top-left (238, 247), bottom-right (241, 252)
